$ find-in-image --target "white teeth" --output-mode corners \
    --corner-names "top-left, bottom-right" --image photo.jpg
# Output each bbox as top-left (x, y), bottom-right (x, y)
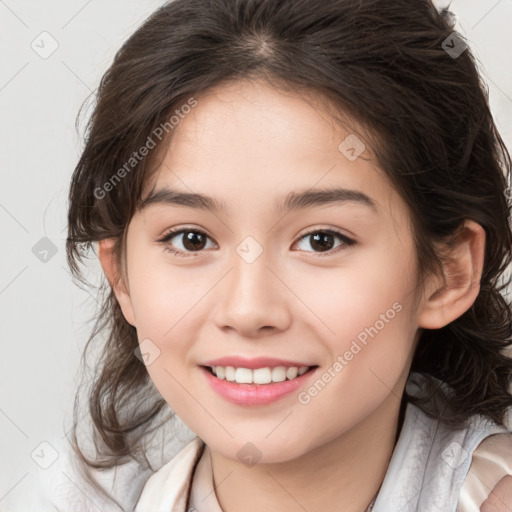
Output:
top-left (271, 366), bottom-right (287, 382)
top-left (286, 367), bottom-right (298, 380)
top-left (235, 367), bottom-right (253, 384)
top-left (210, 365), bottom-right (312, 384)
top-left (225, 366), bottom-right (236, 381)
top-left (253, 367), bottom-right (272, 384)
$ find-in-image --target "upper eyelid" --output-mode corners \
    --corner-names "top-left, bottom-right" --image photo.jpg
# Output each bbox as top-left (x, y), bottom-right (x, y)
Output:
top-left (159, 226), bottom-right (215, 243)
top-left (159, 226), bottom-right (351, 240)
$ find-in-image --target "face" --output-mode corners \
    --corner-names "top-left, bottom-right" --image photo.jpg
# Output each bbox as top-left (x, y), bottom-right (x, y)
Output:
top-left (115, 79), bottom-right (426, 463)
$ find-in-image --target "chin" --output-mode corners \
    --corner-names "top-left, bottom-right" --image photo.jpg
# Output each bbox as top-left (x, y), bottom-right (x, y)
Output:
top-left (208, 434), bottom-right (309, 466)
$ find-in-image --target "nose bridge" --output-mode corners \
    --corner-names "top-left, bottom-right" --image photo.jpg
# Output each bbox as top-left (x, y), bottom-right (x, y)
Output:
top-left (213, 235), bottom-right (291, 335)
top-left (228, 236), bottom-right (275, 309)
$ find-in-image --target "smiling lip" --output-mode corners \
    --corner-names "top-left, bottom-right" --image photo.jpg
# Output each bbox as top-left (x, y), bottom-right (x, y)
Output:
top-left (199, 356), bottom-right (318, 406)
top-left (201, 356), bottom-right (314, 369)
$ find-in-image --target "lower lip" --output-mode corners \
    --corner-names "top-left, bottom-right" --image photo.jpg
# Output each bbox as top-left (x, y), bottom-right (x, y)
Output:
top-left (199, 366), bottom-right (318, 406)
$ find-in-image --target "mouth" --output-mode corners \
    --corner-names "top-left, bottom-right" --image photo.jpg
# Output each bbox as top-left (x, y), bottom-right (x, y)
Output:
top-left (201, 364), bottom-right (319, 385)
top-left (199, 363), bottom-right (320, 406)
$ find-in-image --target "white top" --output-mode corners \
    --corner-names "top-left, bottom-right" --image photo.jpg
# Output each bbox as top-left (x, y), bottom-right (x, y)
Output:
top-left (4, 372), bottom-right (512, 512)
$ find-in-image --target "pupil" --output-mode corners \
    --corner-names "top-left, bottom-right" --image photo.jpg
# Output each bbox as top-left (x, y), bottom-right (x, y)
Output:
top-left (311, 232), bottom-right (334, 251)
top-left (183, 231), bottom-right (206, 251)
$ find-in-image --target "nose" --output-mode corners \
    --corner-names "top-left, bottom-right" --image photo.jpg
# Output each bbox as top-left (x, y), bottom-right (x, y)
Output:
top-left (213, 244), bottom-right (292, 338)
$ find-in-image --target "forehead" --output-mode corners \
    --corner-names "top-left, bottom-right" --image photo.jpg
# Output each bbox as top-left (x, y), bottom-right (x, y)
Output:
top-left (142, 79), bottom-right (403, 220)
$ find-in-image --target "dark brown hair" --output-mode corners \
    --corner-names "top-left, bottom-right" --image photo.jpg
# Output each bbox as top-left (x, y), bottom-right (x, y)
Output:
top-left (66, 0), bottom-right (512, 492)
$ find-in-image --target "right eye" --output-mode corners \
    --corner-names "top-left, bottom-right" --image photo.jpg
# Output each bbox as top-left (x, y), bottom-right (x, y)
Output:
top-left (158, 228), bottom-right (217, 257)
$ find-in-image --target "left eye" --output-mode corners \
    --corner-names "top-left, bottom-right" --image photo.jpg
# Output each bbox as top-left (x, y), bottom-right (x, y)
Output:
top-left (293, 229), bottom-right (355, 254)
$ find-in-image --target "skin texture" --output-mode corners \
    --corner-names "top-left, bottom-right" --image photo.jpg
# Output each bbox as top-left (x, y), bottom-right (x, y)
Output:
top-left (481, 475), bottom-right (512, 511)
top-left (99, 79), bottom-right (486, 512)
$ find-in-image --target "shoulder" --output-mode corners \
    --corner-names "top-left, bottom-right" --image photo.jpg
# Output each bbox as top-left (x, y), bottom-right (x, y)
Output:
top-left (464, 432), bottom-right (512, 512)
top-left (0, 439), bottom-right (130, 512)
top-left (37, 437), bottom-right (152, 512)
top-left (480, 474), bottom-right (512, 512)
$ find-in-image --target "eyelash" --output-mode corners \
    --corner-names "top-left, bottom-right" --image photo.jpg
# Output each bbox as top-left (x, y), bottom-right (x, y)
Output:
top-left (157, 226), bottom-right (356, 258)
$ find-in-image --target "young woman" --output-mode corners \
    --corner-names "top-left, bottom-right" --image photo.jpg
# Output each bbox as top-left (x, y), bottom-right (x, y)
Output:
top-left (37, 0), bottom-right (512, 510)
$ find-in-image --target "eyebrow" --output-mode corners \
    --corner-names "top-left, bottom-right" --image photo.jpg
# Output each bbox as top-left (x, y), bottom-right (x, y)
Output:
top-left (139, 186), bottom-right (378, 214)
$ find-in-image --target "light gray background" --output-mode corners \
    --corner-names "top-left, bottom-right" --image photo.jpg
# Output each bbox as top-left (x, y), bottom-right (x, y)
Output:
top-left (1, 0), bottom-right (511, 507)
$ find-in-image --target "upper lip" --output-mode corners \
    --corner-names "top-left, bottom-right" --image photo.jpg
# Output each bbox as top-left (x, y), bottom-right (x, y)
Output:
top-left (201, 356), bottom-right (316, 369)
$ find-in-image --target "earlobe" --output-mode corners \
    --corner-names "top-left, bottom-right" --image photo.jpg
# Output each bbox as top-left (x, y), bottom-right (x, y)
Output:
top-left (417, 220), bottom-right (486, 330)
top-left (97, 238), bottom-right (137, 327)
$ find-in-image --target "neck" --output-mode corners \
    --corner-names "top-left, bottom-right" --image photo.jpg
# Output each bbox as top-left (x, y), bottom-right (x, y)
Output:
top-left (208, 383), bottom-right (408, 512)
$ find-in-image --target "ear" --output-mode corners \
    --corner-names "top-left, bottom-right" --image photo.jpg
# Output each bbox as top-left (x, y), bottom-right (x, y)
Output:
top-left (417, 220), bottom-right (486, 329)
top-left (97, 238), bottom-right (137, 327)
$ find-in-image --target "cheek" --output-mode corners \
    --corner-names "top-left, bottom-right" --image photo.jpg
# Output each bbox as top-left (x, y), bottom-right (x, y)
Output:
top-left (291, 238), bottom-right (418, 347)
top-left (290, 239), bottom-right (419, 399)
top-left (127, 249), bottom-right (207, 336)
top-left (125, 254), bottom-right (215, 403)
